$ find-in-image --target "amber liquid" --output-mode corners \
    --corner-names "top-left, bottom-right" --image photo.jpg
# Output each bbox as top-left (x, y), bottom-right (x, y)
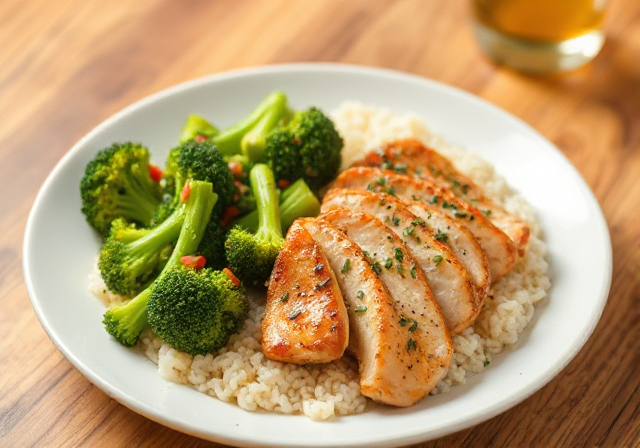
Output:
top-left (473, 0), bottom-right (606, 43)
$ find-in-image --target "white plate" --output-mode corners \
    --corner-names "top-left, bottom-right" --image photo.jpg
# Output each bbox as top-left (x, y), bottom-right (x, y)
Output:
top-left (23, 63), bottom-right (612, 447)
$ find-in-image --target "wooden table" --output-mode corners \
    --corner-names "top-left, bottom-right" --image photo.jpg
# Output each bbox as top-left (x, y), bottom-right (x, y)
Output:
top-left (2, 1), bottom-right (638, 446)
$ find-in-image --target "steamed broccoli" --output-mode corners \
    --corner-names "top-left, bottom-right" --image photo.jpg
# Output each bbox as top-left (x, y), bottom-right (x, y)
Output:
top-left (102, 180), bottom-right (218, 347)
top-left (211, 91), bottom-right (289, 162)
top-left (80, 142), bottom-right (163, 237)
top-left (98, 213), bottom-right (182, 297)
top-left (147, 266), bottom-right (247, 356)
top-left (263, 106), bottom-right (343, 191)
top-left (179, 114), bottom-right (220, 143)
top-left (225, 164), bottom-right (284, 284)
top-left (153, 140), bottom-right (236, 224)
top-left (234, 178), bottom-right (320, 234)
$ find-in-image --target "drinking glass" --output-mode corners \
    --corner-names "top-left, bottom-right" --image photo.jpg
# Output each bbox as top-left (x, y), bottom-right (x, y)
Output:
top-left (472, 0), bottom-right (607, 74)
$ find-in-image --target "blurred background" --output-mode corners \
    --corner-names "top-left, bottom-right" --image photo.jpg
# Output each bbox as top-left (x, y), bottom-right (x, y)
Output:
top-left (1, 1), bottom-right (638, 447)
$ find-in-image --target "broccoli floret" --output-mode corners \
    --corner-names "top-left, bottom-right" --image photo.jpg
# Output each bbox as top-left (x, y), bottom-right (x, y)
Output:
top-left (80, 142), bottom-right (163, 237)
top-left (102, 180), bottom-right (218, 347)
top-left (147, 267), bottom-right (247, 356)
top-left (212, 91), bottom-right (290, 162)
top-left (179, 114), bottom-right (220, 143)
top-left (235, 178), bottom-right (320, 234)
top-left (153, 140), bottom-right (236, 224)
top-left (263, 107), bottom-right (343, 191)
top-left (225, 164), bottom-right (284, 284)
top-left (98, 198), bottom-right (189, 297)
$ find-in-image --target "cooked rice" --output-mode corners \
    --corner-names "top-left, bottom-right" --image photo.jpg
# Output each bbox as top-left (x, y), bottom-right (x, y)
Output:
top-left (90, 102), bottom-right (550, 420)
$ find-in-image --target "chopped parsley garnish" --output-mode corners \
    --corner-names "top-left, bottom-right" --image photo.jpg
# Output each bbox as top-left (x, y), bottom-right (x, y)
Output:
top-left (434, 229), bottom-right (449, 243)
top-left (341, 258), bottom-right (351, 273)
top-left (391, 216), bottom-right (400, 226)
top-left (483, 359), bottom-right (491, 367)
top-left (394, 248), bottom-right (404, 262)
top-left (433, 255), bottom-right (443, 266)
top-left (412, 219), bottom-right (426, 227)
top-left (482, 209), bottom-right (492, 217)
top-left (410, 265), bottom-right (417, 279)
top-left (429, 195), bottom-right (439, 204)
top-left (393, 163), bottom-right (408, 173)
top-left (403, 227), bottom-right (415, 237)
top-left (354, 305), bottom-right (368, 313)
top-left (356, 290), bottom-right (365, 299)
top-left (371, 261), bottom-right (382, 275)
top-left (384, 257), bottom-right (393, 269)
top-left (278, 292), bottom-right (289, 303)
top-left (406, 338), bottom-right (417, 352)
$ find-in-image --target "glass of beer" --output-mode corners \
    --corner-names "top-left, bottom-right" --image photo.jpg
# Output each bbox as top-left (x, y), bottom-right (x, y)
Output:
top-left (472, 0), bottom-right (607, 74)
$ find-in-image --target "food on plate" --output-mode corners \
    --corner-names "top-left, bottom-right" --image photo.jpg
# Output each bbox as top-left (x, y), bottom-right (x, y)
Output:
top-left (102, 180), bottom-right (228, 347)
top-left (224, 164), bottom-right (285, 285)
top-left (80, 142), bottom-right (164, 237)
top-left (262, 220), bottom-right (349, 364)
top-left (235, 178), bottom-right (321, 234)
top-left (321, 188), bottom-right (480, 335)
top-left (331, 166), bottom-right (491, 295)
top-left (299, 213), bottom-right (452, 406)
top-left (333, 164), bottom-right (518, 281)
top-left (151, 139), bottom-right (237, 226)
top-left (353, 138), bottom-right (530, 258)
top-left (86, 98), bottom-right (550, 421)
top-left (185, 90), bottom-right (343, 192)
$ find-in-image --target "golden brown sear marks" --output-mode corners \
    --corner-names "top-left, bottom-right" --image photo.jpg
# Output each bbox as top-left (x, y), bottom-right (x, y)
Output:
top-left (262, 221), bottom-right (349, 364)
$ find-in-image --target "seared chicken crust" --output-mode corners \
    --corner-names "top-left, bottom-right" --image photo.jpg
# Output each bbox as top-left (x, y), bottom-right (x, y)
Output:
top-left (263, 221), bottom-right (349, 364)
top-left (352, 138), bottom-right (530, 258)
top-left (332, 166), bottom-right (490, 302)
top-left (322, 188), bottom-right (480, 334)
top-left (300, 216), bottom-right (452, 407)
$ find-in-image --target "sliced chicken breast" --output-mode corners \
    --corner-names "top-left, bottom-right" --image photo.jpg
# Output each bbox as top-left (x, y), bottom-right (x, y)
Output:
top-left (322, 189), bottom-right (480, 334)
top-left (351, 138), bottom-right (530, 257)
top-left (299, 216), bottom-right (452, 407)
top-left (332, 166), bottom-right (517, 281)
top-left (331, 166), bottom-right (491, 301)
top-left (263, 221), bottom-right (349, 364)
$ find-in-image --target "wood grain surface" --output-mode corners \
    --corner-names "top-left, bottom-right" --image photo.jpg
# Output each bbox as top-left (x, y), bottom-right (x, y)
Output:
top-left (2, 0), bottom-right (639, 447)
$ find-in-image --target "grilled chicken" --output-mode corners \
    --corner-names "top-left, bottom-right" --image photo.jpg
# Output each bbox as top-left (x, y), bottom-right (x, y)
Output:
top-left (332, 166), bottom-right (517, 281)
top-left (262, 221), bottom-right (349, 364)
top-left (332, 166), bottom-right (491, 300)
top-left (299, 216), bottom-right (452, 407)
top-left (352, 138), bottom-right (530, 258)
top-left (322, 188), bottom-right (480, 334)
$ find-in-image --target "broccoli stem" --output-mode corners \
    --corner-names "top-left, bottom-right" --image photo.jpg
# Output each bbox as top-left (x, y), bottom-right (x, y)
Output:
top-left (251, 164), bottom-right (283, 244)
top-left (212, 91), bottom-right (288, 159)
top-left (235, 178), bottom-right (319, 233)
top-left (103, 180), bottom-right (218, 347)
top-left (180, 114), bottom-right (220, 143)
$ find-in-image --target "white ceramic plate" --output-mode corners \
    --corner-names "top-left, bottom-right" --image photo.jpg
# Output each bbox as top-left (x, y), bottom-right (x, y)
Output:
top-left (23, 63), bottom-right (612, 447)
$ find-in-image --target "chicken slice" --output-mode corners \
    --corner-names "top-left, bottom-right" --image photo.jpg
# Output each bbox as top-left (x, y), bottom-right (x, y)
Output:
top-left (351, 138), bottom-right (530, 257)
top-left (262, 221), bottom-right (349, 364)
top-left (322, 188), bottom-right (480, 334)
top-left (332, 166), bottom-right (517, 281)
top-left (332, 166), bottom-right (491, 299)
top-left (299, 216), bottom-right (451, 407)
